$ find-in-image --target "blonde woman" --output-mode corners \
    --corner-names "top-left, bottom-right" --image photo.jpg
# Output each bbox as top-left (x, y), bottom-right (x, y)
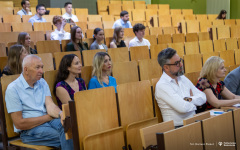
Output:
top-left (17, 32), bottom-right (37, 54)
top-left (196, 56), bottom-right (240, 112)
top-left (2, 45), bottom-right (29, 76)
top-left (110, 26), bottom-right (126, 48)
top-left (88, 52), bottom-right (117, 92)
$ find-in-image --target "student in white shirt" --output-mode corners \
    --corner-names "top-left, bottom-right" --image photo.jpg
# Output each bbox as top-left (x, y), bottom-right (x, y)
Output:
top-left (129, 23), bottom-right (151, 49)
top-left (155, 48), bottom-right (206, 127)
top-left (17, 0), bottom-right (32, 17)
top-left (62, 2), bottom-right (78, 23)
top-left (51, 16), bottom-right (70, 43)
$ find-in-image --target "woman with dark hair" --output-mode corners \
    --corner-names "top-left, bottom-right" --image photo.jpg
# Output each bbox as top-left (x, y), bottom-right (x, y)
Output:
top-left (88, 52), bottom-right (117, 92)
top-left (54, 54), bottom-right (86, 109)
top-left (17, 32), bottom-right (37, 54)
top-left (90, 28), bottom-right (108, 51)
top-left (216, 10), bottom-right (227, 19)
top-left (66, 26), bottom-right (88, 53)
top-left (110, 26), bottom-right (126, 48)
top-left (2, 44), bottom-right (29, 76)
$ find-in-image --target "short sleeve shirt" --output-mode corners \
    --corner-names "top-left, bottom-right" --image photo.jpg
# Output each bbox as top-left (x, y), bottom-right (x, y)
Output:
top-left (88, 76), bottom-right (117, 93)
top-left (5, 74), bottom-right (51, 132)
top-left (196, 77), bottom-right (225, 110)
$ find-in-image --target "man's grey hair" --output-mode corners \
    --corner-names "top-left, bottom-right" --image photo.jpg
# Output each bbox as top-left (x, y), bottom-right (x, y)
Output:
top-left (22, 55), bottom-right (41, 70)
top-left (157, 48), bottom-right (177, 68)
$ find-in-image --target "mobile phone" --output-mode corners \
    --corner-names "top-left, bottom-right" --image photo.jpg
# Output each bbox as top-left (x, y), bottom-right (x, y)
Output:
top-left (66, 19), bottom-right (71, 23)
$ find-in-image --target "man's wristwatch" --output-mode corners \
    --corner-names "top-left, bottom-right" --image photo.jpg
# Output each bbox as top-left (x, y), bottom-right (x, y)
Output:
top-left (58, 111), bottom-right (62, 118)
top-left (184, 97), bottom-right (192, 102)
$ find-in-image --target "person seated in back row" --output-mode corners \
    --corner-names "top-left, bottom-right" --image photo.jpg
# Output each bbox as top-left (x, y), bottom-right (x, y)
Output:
top-left (129, 23), bottom-right (151, 49)
top-left (51, 16), bottom-right (70, 43)
top-left (90, 28), bottom-right (108, 51)
top-left (216, 10), bottom-right (227, 20)
top-left (112, 11), bottom-right (132, 29)
top-left (62, 2), bottom-right (78, 23)
top-left (17, 0), bottom-right (32, 17)
top-left (66, 26), bottom-right (88, 53)
top-left (54, 54), bottom-right (86, 110)
top-left (155, 48), bottom-right (206, 127)
top-left (28, 4), bottom-right (46, 25)
top-left (5, 55), bottom-right (73, 149)
top-left (196, 56), bottom-right (240, 113)
top-left (88, 52), bottom-right (117, 92)
top-left (110, 26), bottom-right (126, 48)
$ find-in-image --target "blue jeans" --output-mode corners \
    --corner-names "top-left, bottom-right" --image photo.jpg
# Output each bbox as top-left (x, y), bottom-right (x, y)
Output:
top-left (20, 119), bottom-right (73, 149)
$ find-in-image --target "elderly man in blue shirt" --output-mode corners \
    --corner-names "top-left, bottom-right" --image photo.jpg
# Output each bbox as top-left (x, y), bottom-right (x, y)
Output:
top-left (5, 55), bottom-right (73, 149)
top-left (112, 11), bottom-right (132, 29)
top-left (28, 4), bottom-right (46, 25)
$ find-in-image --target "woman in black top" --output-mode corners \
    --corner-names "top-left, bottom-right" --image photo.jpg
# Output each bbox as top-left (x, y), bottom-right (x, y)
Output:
top-left (216, 10), bottom-right (227, 20)
top-left (66, 26), bottom-right (88, 53)
top-left (110, 26), bottom-right (126, 48)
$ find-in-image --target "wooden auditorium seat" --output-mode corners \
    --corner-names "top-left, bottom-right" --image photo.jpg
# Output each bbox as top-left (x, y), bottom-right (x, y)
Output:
top-left (129, 46), bottom-right (150, 61)
top-left (35, 53), bottom-right (54, 72)
top-left (108, 47), bottom-right (129, 63)
top-left (54, 51), bottom-right (82, 69)
top-left (36, 40), bottom-right (61, 55)
top-left (184, 54), bottom-right (202, 73)
top-left (112, 61), bottom-right (139, 84)
top-left (168, 42), bottom-right (185, 58)
top-left (12, 22), bottom-right (33, 32)
top-left (152, 78), bottom-right (163, 123)
top-left (138, 59), bottom-right (162, 81)
top-left (156, 121), bottom-right (203, 150)
top-left (69, 87), bottom-right (125, 149)
top-left (82, 49), bottom-right (105, 66)
top-left (44, 70), bottom-right (58, 104)
top-left (150, 44), bottom-right (168, 59)
top-left (140, 120), bottom-right (174, 149)
top-left (202, 52), bottom-right (219, 64)
top-left (117, 80), bottom-right (157, 150)
top-left (199, 40), bottom-right (214, 54)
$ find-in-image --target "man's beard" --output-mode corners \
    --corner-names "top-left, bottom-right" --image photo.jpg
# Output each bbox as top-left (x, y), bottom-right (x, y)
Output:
top-left (170, 67), bottom-right (184, 77)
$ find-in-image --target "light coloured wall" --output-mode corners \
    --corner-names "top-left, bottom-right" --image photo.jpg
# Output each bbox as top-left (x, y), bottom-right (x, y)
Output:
top-left (206, 0), bottom-right (230, 19)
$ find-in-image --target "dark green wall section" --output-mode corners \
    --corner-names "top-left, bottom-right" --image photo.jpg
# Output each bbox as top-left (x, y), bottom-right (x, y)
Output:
top-left (230, 0), bottom-right (240, 19)
top-left (72, 0), bottom-right (97, 14)
top-left (152, 0), bottom-right (206, 14)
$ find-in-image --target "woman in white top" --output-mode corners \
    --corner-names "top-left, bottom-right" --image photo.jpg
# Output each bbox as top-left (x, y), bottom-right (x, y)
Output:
top-left (90, 28), bottom-right (108, 51)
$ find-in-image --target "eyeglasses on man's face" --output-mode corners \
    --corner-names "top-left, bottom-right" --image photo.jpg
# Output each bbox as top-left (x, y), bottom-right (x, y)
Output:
top-left (165, 58), bottom-right (183, 67)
